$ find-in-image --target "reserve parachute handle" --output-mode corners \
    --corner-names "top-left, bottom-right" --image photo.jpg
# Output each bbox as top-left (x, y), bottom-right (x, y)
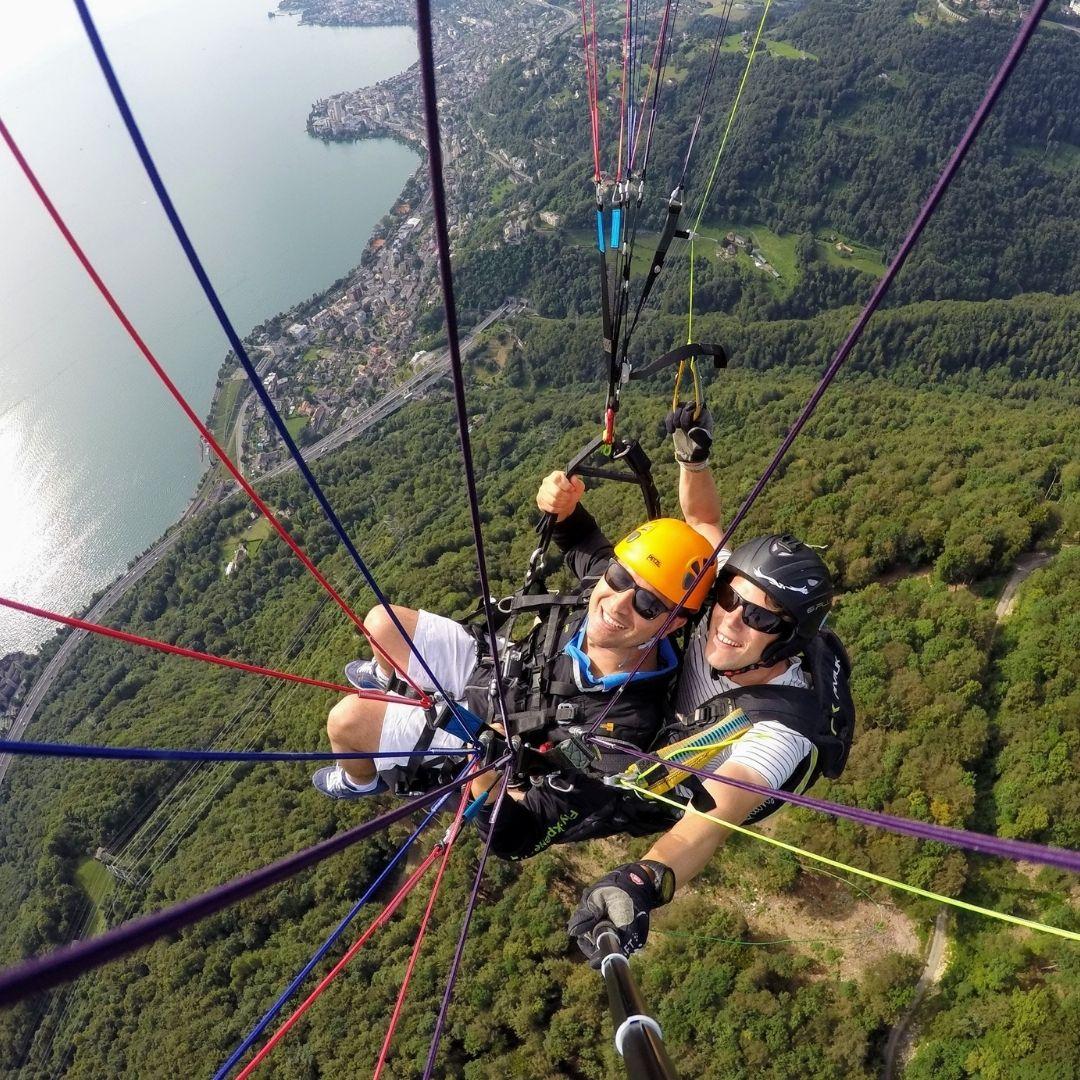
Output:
top-left (524, 435), bottom-right (661, 591)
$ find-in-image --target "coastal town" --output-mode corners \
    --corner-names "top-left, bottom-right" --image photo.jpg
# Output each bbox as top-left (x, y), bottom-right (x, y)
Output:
top-left (228, 0), bottom-right (572, 473)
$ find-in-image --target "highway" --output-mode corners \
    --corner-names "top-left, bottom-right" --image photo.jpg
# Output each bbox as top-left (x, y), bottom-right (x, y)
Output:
top-left (0, 303), bottom-right (521, 791)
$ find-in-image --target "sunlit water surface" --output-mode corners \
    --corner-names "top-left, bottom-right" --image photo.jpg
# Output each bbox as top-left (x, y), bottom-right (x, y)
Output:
top-left (0, 0), bottom-right (418, 653)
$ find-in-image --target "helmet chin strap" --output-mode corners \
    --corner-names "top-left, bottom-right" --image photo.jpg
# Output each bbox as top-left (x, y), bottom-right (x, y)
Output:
top-left (710, 656), bottom-right (775, 679)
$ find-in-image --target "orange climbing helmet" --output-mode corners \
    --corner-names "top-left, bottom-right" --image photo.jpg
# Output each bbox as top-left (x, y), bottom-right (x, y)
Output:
top-left (613, 518), bottom-right (716, 613)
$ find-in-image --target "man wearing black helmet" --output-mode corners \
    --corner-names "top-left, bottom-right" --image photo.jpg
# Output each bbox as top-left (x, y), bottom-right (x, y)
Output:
top-left (569, 406), bottom-right (854, 966)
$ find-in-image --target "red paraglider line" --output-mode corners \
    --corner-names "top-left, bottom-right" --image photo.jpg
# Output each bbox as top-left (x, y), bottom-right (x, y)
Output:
top-left (0, 116), bottom-right (431, 707)
top-left (373, 781), bottom-right (472, 1077)
top-left (0, 595), bottom-right (413, 704)
top-left (235, 844), bottom-right (443, 1079)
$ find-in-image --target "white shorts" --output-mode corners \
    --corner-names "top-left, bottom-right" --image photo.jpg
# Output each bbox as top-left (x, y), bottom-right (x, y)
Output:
top-left (376, 610), bottom-right (480, 772)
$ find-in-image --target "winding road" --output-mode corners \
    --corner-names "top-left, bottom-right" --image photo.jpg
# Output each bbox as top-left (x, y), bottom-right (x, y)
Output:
top-left (882, 910), bottom-right (950, 1079)
top-left (880, 548), bottom-right (1056, 1078)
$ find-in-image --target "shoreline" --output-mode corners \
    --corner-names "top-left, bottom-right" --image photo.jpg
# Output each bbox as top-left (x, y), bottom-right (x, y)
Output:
top-left (2, 0), bottom-right (566, 679)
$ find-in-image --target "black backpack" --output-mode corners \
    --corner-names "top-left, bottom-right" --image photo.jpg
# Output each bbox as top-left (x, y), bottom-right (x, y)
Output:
top-left (695, 627), bottom-right (856, 780)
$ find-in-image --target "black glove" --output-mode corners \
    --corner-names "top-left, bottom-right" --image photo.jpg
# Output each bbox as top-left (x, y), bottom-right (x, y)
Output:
top-left (664, 404), bottom-right (713, 469)
top-left (568, 861), bottom-right (675, 967)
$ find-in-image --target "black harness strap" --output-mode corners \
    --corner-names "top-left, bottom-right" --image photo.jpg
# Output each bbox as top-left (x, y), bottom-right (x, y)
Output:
top-left (628, 341), bottom-right (729, 382)
top-left (524, 435), bottom-right (661, 591)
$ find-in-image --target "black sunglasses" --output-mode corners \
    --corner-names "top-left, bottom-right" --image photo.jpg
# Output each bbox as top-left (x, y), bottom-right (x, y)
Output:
top-left (714, 579), bottom-right (793, 636)
top-left (603, 560), bottom-right (672, 622)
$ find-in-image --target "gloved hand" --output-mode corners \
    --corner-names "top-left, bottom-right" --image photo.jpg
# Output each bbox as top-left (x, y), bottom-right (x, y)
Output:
top-left (568, 861), bottom-right (675, 967)
top-left (665, 404), bottom-right (713, 470)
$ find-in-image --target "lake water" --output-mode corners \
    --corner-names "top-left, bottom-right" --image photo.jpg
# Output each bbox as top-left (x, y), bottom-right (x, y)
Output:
top-left (0, 0), bottom-right (419, 654)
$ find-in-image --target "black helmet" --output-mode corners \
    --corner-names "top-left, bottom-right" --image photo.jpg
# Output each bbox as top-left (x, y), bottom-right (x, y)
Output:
top-left (717, 534), bottom-right (833, 669)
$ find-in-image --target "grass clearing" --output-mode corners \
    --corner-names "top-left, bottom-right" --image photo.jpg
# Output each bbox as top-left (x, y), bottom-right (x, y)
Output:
top-left (285, 414), bottom-right (309, 442)
top-left (75, 857), bottom-right (113, 936)
top-left (241, 515), bottom-right (275, 558)
top-left (221, 512), bottom-right (277, 567)
top-left (211, 371), bottom-right (246, 444)
top-left (697, 220), bottom-right (799, 286)
top-left (718, 31), bottom-right (818, 61)
top-left (1014, 141), bottom-right (1080, 177)
top-left (567, 218), bottom-right (883, 292)
top-left (566, 228), bottom-right (655, 276)
top-left (490, 178), bottom-right (514, 206)
top-left (818, 233), bottom-right (886, 277)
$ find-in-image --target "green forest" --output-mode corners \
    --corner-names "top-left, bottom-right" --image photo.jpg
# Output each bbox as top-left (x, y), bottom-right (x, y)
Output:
top-left (2, 0), bottom-right (1078, 1077)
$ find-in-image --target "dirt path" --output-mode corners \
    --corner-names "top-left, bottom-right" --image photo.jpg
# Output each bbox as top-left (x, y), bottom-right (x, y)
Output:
top-left (882, 910), bottom-right (949, 1079)
top-left (994, 551), bottom-right (1054, 621)
top-left (881, 549), bottom-right (1058, 1077)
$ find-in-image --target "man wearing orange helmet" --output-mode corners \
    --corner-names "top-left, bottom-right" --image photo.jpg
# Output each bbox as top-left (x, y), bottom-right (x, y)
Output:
top-left (313, 469), bottom-right (714, 861)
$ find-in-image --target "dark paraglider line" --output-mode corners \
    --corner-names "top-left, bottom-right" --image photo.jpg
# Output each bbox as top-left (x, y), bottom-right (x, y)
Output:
top-left (412, 0), bottom-right (511, 733)
top-left (213, 793), bottom-right (454, 1079)
top-left (422, 775), bottom-right (512, 1078)
top-left (234, 844), bottom-right (445, 1080)
top-left (587, 737), bottom-right (1080, 873)
top-left (578, 0), bottom-right (1054, 746)
top-left (609, 771), bottom-right (1080, 941)
top-left (0, 740), bottom-right (476, 765)
top-left (0, 756), bottom-right (510, 1009)
top-left (69, 0), bottom-right (472, 722)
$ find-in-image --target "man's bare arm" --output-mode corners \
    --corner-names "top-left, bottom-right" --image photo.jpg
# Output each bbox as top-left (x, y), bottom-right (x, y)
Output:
top-left (642, 760), bottom-right (768, 886)
top-left (678, 464), bottom-right (724, 549)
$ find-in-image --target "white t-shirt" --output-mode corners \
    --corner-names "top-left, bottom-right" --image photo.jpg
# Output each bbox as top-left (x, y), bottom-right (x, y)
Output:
top-left (674, 617), bottom-right (814, 790)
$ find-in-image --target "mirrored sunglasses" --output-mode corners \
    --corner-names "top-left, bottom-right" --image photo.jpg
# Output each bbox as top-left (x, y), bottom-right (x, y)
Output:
top-left (714, 579), bottom-right (793, 636)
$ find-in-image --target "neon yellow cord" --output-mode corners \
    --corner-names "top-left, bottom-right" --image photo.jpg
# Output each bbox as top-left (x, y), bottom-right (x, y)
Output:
top-left (670, 351), bottom-right (703, 417)
top-left (686, 0), bottom-right (773, 345)
top-left (616, 782), bottom-right (1080, 942)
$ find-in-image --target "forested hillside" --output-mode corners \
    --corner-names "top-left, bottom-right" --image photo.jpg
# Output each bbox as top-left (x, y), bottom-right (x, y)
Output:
top-left (2, 0), bottom-right (1078, 1075)
top-left (1, 325), bottom-right (1077, 1074)
top-left (462, 0), bottom-right (1080, 322)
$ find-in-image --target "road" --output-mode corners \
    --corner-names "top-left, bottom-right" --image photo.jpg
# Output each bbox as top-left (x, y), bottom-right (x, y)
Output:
top-left (881, 548), bottom-right (1059, 1077)
top-left (0, 303), bottom-right (520, 791)
top-left (994, 550), bottom-right (1054, 621)
top-left (936, 0), bottom-right (968, 21)
top-left (0, 529), bottom-right (185, 787)
top-left (882, 910), bottom-right (950, 1080)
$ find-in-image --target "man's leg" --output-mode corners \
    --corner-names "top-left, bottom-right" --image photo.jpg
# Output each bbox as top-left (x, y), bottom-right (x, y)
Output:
top-left (326, 693), bottom-right (388, 785)
top-left (319, 609), bottom-right (481, 799)
top-left (364, 604), bottom-right (420, 681)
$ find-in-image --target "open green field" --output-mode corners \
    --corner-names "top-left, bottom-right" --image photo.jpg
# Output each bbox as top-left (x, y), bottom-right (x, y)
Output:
top-left (241, 514), bottom-right (275, 558)
top-left (1014, 141), bottom-right (1080, 177)
top-left (817, 234), bottom-right (887, 277)
top-left (284, 414), bottom-right (309, 441)
top-left (717, 30), bottom-right (818, 61)
top-left (210, 371), bottom-right (247, 445)
top-left (567, 217), bottom-right (884, 292)
top-left (566, 227), bottom-right (656, 276)
top-left (74, 857), bottom-right (112, 937)
top-left (490, 177), bottom-right (514, 206)
top-left (221, 512), bottom-right (278, 566)
top-left (696, 220), bottom-right (800, 283)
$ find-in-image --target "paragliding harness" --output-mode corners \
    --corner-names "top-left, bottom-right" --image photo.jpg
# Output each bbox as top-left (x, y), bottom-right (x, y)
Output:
top-left (392, 432), bottom-right (673, 795)
top-left (389, 343), bottom-right (728, 795)
top-left (623, 627), bottom-right (855, 824)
